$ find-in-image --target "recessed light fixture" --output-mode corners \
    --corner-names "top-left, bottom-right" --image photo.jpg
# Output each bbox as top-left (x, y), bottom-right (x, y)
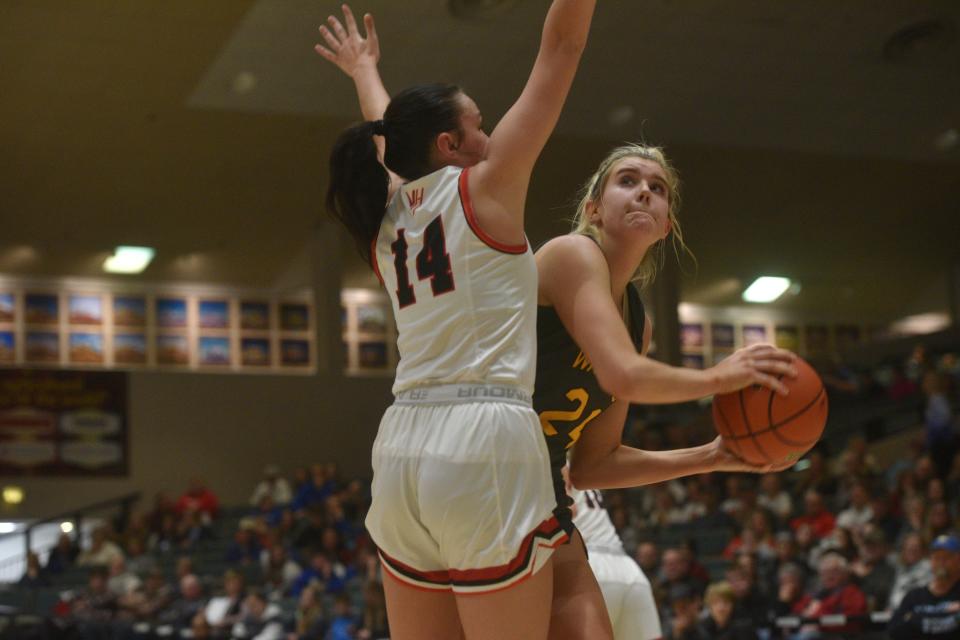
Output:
top-left (61, 521), bottom-right (75, 534)
top-left (104, 246), bottom-right (155, 274)
top-left (0, 523), bottom-right (15, 534)
top-left (742, 276), bottom-right (791, 303)
top-left (2, 486), bottom-right (24, 505)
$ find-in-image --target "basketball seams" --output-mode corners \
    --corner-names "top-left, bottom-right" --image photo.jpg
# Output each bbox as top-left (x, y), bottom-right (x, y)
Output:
top-left (738, 387), bottom-right (772, 463)
top-left (714, 402), bottom-right (747, 461)
top-left (725, 385), bottom-right (826, 444)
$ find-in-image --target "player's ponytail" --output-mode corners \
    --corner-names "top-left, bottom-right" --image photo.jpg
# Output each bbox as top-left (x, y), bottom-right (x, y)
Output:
top-left (326, 121), bottom-right (389, 265)
top-left (326, 83), bottom-right (464, 266)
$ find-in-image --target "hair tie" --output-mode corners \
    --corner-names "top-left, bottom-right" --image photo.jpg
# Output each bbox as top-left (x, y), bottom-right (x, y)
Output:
top-left (371, 119), bottom-right (386, 136)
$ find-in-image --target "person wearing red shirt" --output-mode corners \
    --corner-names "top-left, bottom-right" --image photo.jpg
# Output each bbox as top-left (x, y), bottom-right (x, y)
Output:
top-left (175, 478), bottom-right (220, 519)
top-left (790, 489), bottom-right (836, 539)
top-left (792, 552), bottom-right (867, 638)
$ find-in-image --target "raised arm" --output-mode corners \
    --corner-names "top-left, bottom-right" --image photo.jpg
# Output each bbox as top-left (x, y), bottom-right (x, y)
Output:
top-left (537, 235), bottom-right (797, 404)
top-left (468, 1), bottom-right (596, 241)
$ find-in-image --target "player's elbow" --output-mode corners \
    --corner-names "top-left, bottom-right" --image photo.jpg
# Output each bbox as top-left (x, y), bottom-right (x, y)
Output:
top-left (595, 363), bottom-right (632, 400)
top-left (568, 458), bottom-right (599, 490)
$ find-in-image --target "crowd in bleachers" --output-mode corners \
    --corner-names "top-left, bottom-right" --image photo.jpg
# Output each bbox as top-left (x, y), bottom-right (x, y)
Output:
top-left (10, 345), bottom-right (960, 639)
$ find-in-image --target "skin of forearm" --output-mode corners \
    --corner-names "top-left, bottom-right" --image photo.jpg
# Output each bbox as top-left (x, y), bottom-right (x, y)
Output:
top-left (540, 0), bottom-right (595, 55)
top-left (613, 357), bottom-right (720, 405)
top-left (351, 64), bottom-right (389, 120)
top-left (571, 442), bottom-right (716, 490)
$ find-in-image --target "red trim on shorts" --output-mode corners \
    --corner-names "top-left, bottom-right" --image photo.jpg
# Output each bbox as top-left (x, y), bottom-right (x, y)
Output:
top-left (377, 515), bottom-right (568, 593)
top-left (458, 168), bottom-right (528, 255)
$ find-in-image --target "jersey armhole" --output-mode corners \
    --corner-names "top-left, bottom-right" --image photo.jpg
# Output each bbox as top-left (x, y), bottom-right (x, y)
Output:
top-left (458, 167), bottom-right (528, 255)
top-left (370, 229), bottom-right (384, 287)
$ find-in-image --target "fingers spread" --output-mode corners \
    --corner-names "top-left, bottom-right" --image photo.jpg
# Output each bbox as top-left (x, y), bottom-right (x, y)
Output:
top-left (319, 25), bottom-right (341, 51)
top-left (342, 4), bottom-right (360, 36)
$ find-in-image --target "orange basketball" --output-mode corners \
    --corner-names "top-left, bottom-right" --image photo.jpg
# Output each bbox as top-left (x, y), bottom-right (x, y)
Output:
top-left (712, 356), bottom-right (828, 466)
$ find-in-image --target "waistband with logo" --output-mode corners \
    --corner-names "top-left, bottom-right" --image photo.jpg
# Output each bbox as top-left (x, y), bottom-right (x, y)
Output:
top-left (394, 383), bottom-right (532, 407)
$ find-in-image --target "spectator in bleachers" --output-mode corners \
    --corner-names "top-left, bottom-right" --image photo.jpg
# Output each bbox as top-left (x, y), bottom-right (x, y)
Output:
top-left (231, 590), bottom-right (283, 640)
top-left (148, 513), bottom-right (182, 554)
top-left (176, 509), bottom-right (209, 550)
top-left (647, 486), bottom-right (692, 528)
top-left (726, 560), bottom-right (771, 631)
top-left (326, 593), bottom-right (359, 640)
top-left (609, 504), bottom-right (641, 556)
top-left (763, 531), bottom-right (811, 597)
top-left (890, 532), bottom-right (934, 610)
top-left (359, 579), bottom-right (389, 639)
top-left (19, 552), bottom-right (50, 588)
top-left (658, 547), bottom-right (707, 603)
top-left (836, 480), bottom-right (874, 536)
top-left (771, 562), bottom-right (807, 620)
top-left (249, 464), bottom-right (293, 507)
top-left (118, 566), bottom-right (174, 623)
top-left (723, 508), bottom-right (776, 561)
top-left (889, 533), bottom-right (960, 638)
top-left (898, 495), bottom-right (927, 545)
top-left (697, 580), bottom-right (754, 640)
top-left (292, 506), bottom-right (326, 552)
top-left (926, 501), bottom-right (955, 544)
top-left (225, 519), bottom-right (263, 565)
top-left (814, 526), bottom-right (859, 565)
top-left (292, 583), bottom-right (326, 640)
top-left (260, 544), bottom-right (301, 598)
top-left (145, 492), bottom-right (177, 533)
top-left (320, 525), bottom-right (353, 566)
top-left (850, 526), bottom-right (896, 612)
top-left (663, 582), bottom-right (702, 640)
top-left (78, 525), bottom-right (125, 568)
top-left (121, 512), bottom-right (151, 550)
top-left (869, 489), bottom-right (902, 545)
top-left (636, 540), bottom-right (661, 581)
top-left (68, 566), bottom-right (118, 639)
top-left (158, 573), bottom-right (206, 630)
top-left (204, 569), bottom-right (246, 638)
top-left (45, 532), bottom-right (79, 575)
top-left (338, 479), bottom-right (368, 524)
top-left (791, 552), bottom-right (868, 639)
top-left (175, 478), bottom-right (220, 521)
top-left (290, 552), bottom-right (353, 598)
top-left (720, 475), bottom-right (753, 523)
top-left (252, 495), bottom-right (283, 529)
top-left (191, 612), bottom-right (213, 640)
top-left (693, 485), bottom-right (738, 530)
top-left (106, 556), bottom-right (141, 598)
top-left (124, 537), bottom-right (152, 576)
top-left (794, 449), bottom-right (838, 498)
top-left (291, 464), bottom-right (335, 513)
top-left (757, 474), bottom-right (793, 525)
top-left (923, 370), bottom-right (957, 476)
top-left (790, 489), bottom-right (836, 539)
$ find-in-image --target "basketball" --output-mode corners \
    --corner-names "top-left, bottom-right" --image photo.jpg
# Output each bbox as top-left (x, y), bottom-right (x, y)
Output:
top-left (712, 356), bottom-right (828, 466)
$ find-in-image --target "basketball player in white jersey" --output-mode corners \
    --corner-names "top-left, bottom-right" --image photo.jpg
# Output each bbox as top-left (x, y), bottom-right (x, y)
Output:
top-left (568, 470), bottom-right (662, 640)
top-left (321, 3), bottom-right (596, 639)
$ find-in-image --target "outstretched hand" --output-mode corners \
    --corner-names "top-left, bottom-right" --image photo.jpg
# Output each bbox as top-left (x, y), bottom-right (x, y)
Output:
top-left (709, 436), bottom-right (797, 473)
top-left (709, 343), bottom-right (798, 396)
top-left (315, 4), bottom-right (380, 77)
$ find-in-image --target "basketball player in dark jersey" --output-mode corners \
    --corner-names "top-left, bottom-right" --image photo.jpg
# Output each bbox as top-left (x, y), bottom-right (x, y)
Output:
top-left (535, 144), bottom-right (797, 638)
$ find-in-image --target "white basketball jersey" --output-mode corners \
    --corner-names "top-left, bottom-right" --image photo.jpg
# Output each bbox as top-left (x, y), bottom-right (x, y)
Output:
top-left (571, 488), bottom-right (624, 554)
top-left (373, 166), bottom-right (538, 395)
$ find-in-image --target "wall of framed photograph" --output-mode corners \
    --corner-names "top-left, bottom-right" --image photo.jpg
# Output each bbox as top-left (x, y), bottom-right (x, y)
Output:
top-left (676, 302), bottom-right (878, 369)
top-left (0, 278), bottom-right (315, 375)
top-left (341, 288), bottom-right (397, 377)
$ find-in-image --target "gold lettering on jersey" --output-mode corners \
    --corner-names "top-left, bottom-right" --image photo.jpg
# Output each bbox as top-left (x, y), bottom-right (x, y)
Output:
top-left (572, 350), bottom-right (593, 372)
top-left (406, 188), bottom-right (424, 213)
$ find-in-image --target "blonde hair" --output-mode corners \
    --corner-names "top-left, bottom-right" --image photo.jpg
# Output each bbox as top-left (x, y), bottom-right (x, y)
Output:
top-left (571, 143), bottom-right (694, 289)
top-left (705, 581), bottom-right (736, 604)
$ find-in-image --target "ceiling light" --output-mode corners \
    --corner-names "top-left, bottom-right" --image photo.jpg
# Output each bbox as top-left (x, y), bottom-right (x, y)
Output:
top-left (0, 523), bottom-right (15, 534)
top-left (742, 276), bottom-right (791, 303)
top-left (61, 521), bottom-right (74, 534)
top-left (103, 246), bottom-right (155, 274)
top-left (2, 486), bottom-right (24, 505)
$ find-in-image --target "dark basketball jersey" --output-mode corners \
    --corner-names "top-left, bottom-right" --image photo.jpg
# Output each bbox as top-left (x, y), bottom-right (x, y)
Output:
top-left (533, 277), bottom-right (646, 532)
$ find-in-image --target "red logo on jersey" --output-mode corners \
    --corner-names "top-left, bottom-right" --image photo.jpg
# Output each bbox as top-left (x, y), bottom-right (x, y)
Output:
top-left (406, 188), bottom-right (424, 213)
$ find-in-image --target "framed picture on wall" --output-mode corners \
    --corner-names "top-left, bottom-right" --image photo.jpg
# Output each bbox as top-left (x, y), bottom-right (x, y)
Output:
top-left (114, 296), bottom-right (147, 328)
top-left (156, 298), bottom-right (188, 329)
top-left (357, 305), bottom-right (388, 335)
top-left (681, 353), bottom-right (705, 369)
top-left (280, 303), bottom-right (310, 332)
top-left (805, 325), bottom-right (830, 356)
top-left (114, 333), bottom-right (147, 365)
top-left (711, 323), bottom-right (735, 349)
top-left (25, 331), bottom-right (59, 362)
top-left (0, 332), bottom-right (14, 363)
top-left (358, 341), bottom-right (389, 369)
top-left (156, 334), bottom-right (189, 365)
top-left (680, 323), bottom-right (704, 349)
top-left (69, 333), bottom-right (104, 364)
top-left (25, 293), bottom-right (59, 325)
top-left (0, 293), bottom-right (15, 323)
top-left (198, 300), bottom-right (230, 329)
top-left (280, 339), bottom-right (311, 366)
top-left (240, 301), bottom-right (270, 331)
top-left (775, 325), bottom-right (799, 351)
top-left (742, 324), bottom-right (767, 346)
top-left (68, 295), bottom-right (103, 326)
top-left (198, 336), bottom-right (231, 366)
top-left (240, 338), bottom-right (271, 366)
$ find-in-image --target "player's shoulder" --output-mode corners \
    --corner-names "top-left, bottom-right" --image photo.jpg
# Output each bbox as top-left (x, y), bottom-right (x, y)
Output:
top-left (536, 233), bottom-right (607, 273)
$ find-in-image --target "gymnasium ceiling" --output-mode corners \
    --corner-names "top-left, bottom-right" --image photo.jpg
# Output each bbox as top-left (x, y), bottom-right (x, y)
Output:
top-left (1, 0), bottom-right (959, 321)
